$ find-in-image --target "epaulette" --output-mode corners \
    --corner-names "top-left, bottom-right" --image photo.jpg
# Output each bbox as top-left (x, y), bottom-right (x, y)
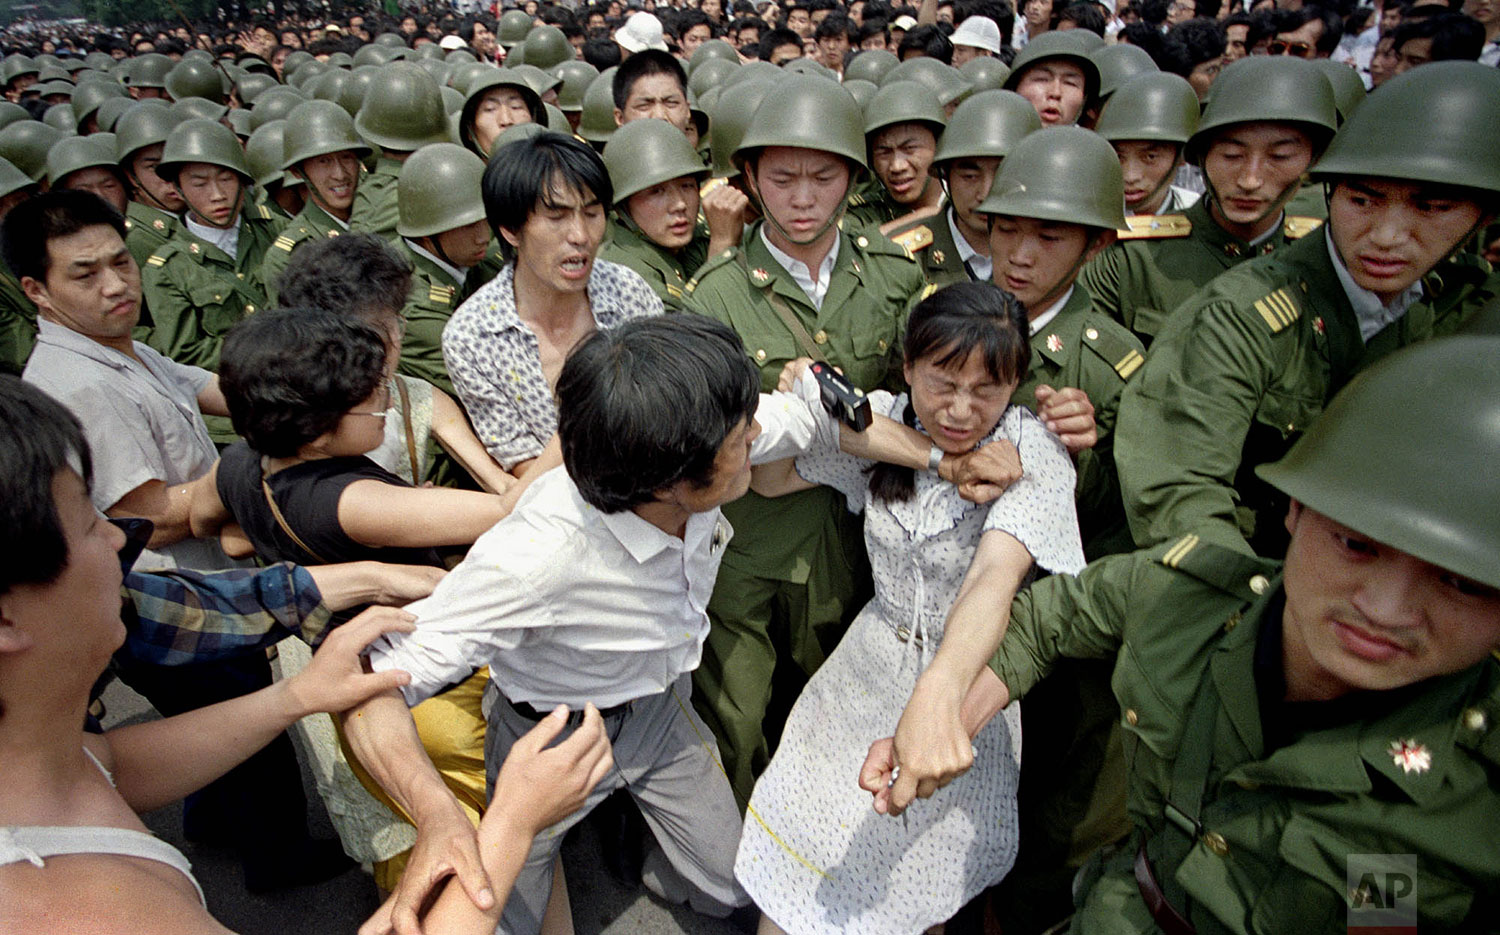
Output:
top-left (852, 230), bottom-right (919, 263)
top-left (685, 247), bottom-right (740, 294)
top-left (145, 252), bottom-right (168, 268)
top-left (428, 282), bottom-right (456, 306)
top-left (1252, 285), bottom-right (1301, 333)
top-left (256, 204), bottom-right (274, 220)
top-left (1150, 532), bottom-right (1280, 601)
top-left (889, 224), bottom-right (934, 253)
top-left (272, 234), bottom-right (299, 253)
top-left (1117, 214), bottom-right (1191, 240)
top-left (1282, 215), bottom-right (1323, 240)
top-left (665, 282), bottom-right (684, 300)
top-left (1079, 315), bottom-right (1146, 381)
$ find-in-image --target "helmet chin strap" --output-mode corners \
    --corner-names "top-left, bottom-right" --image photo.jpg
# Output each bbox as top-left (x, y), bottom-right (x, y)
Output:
top-left (130, 170), bottom-right (176, 213)
top-left (185, 185), bottom-right (245, 230)
top-left (751, 177), bottom-right (853, 248)
top-left (1204, 170), bottom-right (1303, 237)
top-left (1027, 231), bottom-right (1103, 311)
top-left (1133, 154), bottom-right (1184, 215)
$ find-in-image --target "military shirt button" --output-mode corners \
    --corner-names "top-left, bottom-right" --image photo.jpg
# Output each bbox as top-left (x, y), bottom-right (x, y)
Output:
top-left (1085, 327), bottom-right (1099, 341)
top-left (813, 329), bottom-right (828, 345)
top-left (755, 348), bottom-right (767, 362)
top-left (1234, 778), bottom-right (1260, 790)
top-left (213, 294), bottom-right (222, 302)
top-left (1249, 574), bottom-right (1270, 595)
top-left (1202, 831), bottom-right (1230, 856)
top-left (1224, 611), bottom-right (1242, 633)
top-left (856, 235), bottom-right (869, 248)
top-left (1124, 708), bottom-right (1139, 726)
top-left (877, 339), bottom-right (887, 351)
top-left (1300, 281), bottom-right (1309, 293)
top-left (236, 272), bottom-right (244, 279)
top-left (245, 304), bottom-right (255, 314)
top-left (1463, 708), bottom-right (1487, 731)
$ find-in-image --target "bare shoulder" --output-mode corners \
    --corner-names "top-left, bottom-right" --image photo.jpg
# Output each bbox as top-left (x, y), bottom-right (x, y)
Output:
top-left (0, 855), bottom-right (232, 935)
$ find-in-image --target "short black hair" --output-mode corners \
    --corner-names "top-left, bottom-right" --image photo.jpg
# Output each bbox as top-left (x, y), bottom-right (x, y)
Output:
top-left (582, 37), bottom-right (624, 69)
top-left (557, 315), bottom-right (759, 513)
top-left (276, 233), bottom-right (413, 328)
top-left (0, 190), bottom-right (127, 284)
top-left (1161, 17), bottom-right (1227, 73)
top-left (759, 26), bottom-right (805, 59)
top-left (611, 48), bottom-right (688, 110)
top-left (481, 131), bottom-right (612, 239)
top-left (673, 8), bottom-right (715, 37)
top-left (815, 12), bottom-right (854, 40)
top-left (1120, 20), bottom-right (1167, 59)
top-left (1284, 4), bottom-right (1344, 54)
top-left (0, 376), bottom-right (93, 597)
top-left (898, 23), bottom-right (954, 61)
top-left (1057, 1), bottom-right (1109, 35)
top-left (219, 308), bottom-right (389, 458)
top-left (1392, 11), bottom-right (1485, 61)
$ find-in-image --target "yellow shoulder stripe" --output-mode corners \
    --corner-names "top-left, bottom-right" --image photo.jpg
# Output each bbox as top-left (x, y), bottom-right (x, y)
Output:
top-left (1282, 215), bottom-right (1324, 240)
top-left (1114, 348), bottom-right (1145, 380)
top-left (890, 225), bottom-right (934, 252)
top-left (145, 254), bottom-right (167, 267)
top-left (1253, 287), bottom-right (1300, 333)
top-left (1117, 214), bottom-right (1192, 240)
top-left (257, 204), bottom-right (273, 220)
top-left (273, 235), bottom-right (297, 252)
top-left (428, 283), bottom-right (455, 305)
top-left (1161, 533), bottom-right (1200, 568)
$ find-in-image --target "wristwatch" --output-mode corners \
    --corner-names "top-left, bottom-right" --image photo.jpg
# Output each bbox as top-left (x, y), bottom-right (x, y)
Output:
top-left (928, 444), bottom-right (945, 475)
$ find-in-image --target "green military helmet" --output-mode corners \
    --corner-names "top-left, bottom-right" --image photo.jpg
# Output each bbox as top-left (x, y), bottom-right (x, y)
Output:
top-left (551, 59), bottom-right (600, 113)
top-left (0, 120), bottom-right (66, 180)
top-left (578, 68), bottom-right (620, 144)
top-left (603, 116), bottom-right (709, 206)
top-left (115, 103), bottom-right (186, 163)
top-left (36, 64), bottom-right (72, 84)
top-left (493, 121), bottom-right (551, 151)
top-left (498, 9), bottom-right (535, 48)
top-left (94, 95), bottom-right (136, 134)
top-left (311, 68), bottom-right (365, 116)
top-left (415, 43), bottom-right (446, 61)
top-left (181, 49), bottom-right (214, 64)
top-left (1186, 56), bottom-right (1336, 165)
top-left (287, 59), bottom-right (331, 92)
top-left (698, 85), bottom-right (721, 113)
top-left (356, 62), bottom-right (450, 153)
top-left (33, 53), bottom-right (62, 69)
top-left (249, 85), bottom-right (304, 130)
top-left (544, 102), bottom-right (571, 132)
top-left (0, 101), bottom-right (30, 130)
top-left (1066, 29), bottom-right (1107, 53)
top-left (375, 32), bottom-right (408, 49)
top-left (0, 155), bottom-right (36, 200)
top-left (510, 63), bottom-right (562, 97)
top-left (883, 57), bottom-right (973, 107)
top-left (727, 60), bottom-right (783, 86)
top-left (282, 99), bottom-right (372, 169)
top-left (281, 50), bottom-right (315, 79)
top-left (505, 43), bottom-right (529, 67)
top-left (459, 68), bottom-right (544, 153)
top-left (326, 52), bottom-right (355, 69)
top-left (397, 142), bottom-right (488, 238)
top-left (844, 49), bottom-right (898, 85)
top-left (1095, 72), bottom-right (1199, 145)
top-left (1, 55), bottom-right (38, 88)
top-left (71, 79), bottom-right (127, 127)
top-left (784, 58), bottom-right (836, 80)
top-left (843, 78), bottom-right (878, 110)
top-left (236, 72), bottom-right (279, 106)
top-left (959, 56), bottom-right (1011, 93)
top-left (687, 89), bottom-right (710, 140)
top-left (523, 25), bottom-right (573, 69)
top-left (688, 57), bottom-right (738, 99)
top-left (246, 119), bottom-right (294, 189)
top-left (445, 48), bottom-right (479, 65)
top-left (1092, 42), bottom-right (1157, 102)
top-left (709, 78), bottom-right (773, 178)
top-left (735, 75), bottom-right (866, 173)
top-left (157, 117), bottom-right (251, 184)
top-left (42, 104), bottom-right (76, 134)
top-left (1258, 336), bottom-right (1500, 590)
top-left (165, 57), bottom-right (227, 104)
top-left (33, 81), bottom-right (73, 102)
top-left (1308, 59), bottom-right (1365, 124)
top-left (863, 79), bottom-right (946, 146)
top-left (170, 96), bottom-right (228, 123)
top-left (441, 85), bottom-right (464, 114)
top-left (933, 89), bottom-right (1041, 169)
top-left (418, 57), bottom-right (455, 84)
top-left (688, 39), bottom-right (740, 74)
top-left (977, 125), bottom-right (1126, 231)
top-left (46, 134), bottom-right (125, 188)
top-left (450, 61), bottom-right (491, 93)
top-left (84, 51), bottom-right (115, 72)
top-left (353, 44), bottom-right (398, 69)
top-left (1003, 31), bottom-right (1101, 104)
top-left (238, 56), bottom-right (277, 78)
top-left (1310, 61), bottom-right (1500, 196)
top-left (227, 108), bottom-right (252, 140)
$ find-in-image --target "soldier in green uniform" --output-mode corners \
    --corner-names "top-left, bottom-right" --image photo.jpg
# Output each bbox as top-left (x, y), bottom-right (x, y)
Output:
top-left (846, 80), bottom-right (947, 230)
top-left (683, 75), bottom-right (929, 805)
top-left (244, 119), bottom-right (304, 224)
top-left (876, 334), bottom-right (1500, 935)
top-left (884, 89), bottom-right (1040, 288)
top-left (1096, 72), bottom-right (1201, 219)
top-left (115, 103), bottom-right (186, 267)
top-left (394, 142), bottom-right (492, 398)
top-left (350, 63), bottom-right (451, 242)
top-left (141, 118), bottom-right (278, 445)
top-left (0, 155), bottom-right (39, 374)
top-left (600, 117), bottom-right (746, 311)
top-left (455, 68), bottom-right (543, 161)
top-left (46, 136), bottom-right (130, 214)
top-left (1002, 31), bottom-right (1100, 128)
top-left (1080, 57), bottom-right (1339, 347)
top-left (1116, 62), bottom-right (1500, 558)
top-left (257, 100), bottom-right (371, 305)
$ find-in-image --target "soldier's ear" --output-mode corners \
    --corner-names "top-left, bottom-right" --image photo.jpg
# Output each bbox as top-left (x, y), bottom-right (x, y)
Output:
top-left (1083, 229), bottom-right (1116, 262)
top-left (1284, 499), bottom-right (1304, 538)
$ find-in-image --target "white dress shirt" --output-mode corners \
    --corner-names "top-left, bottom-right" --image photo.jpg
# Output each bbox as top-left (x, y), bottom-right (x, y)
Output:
top-left (369, 388), bottom-right (834, 709)
top-left (1027, 286), bottom-right (1074, 336)
top-left (1326, 228), bottom-right (1423, 342)
top-left (183, 214), bottom-right (243, 261)
top-left (948, 207), bottom-right (992, 283)
top-left (760, 227), bottom-right (840, 310)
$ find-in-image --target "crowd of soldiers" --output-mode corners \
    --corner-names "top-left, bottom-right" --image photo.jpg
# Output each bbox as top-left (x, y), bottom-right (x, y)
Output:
top-left (0, 0), bottom-right (1498, 933)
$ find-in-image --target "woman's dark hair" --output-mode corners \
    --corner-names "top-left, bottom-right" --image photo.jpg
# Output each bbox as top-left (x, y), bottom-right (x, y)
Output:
top-left (868, 281), bottom-right (1031, 502)
top-left (219, 308), bottom-right (389, 458)
top-left (557, 315), bottom-right (759, 513)
top-left (0, 375), bottom-right (93, 597)
top-left (276, 232), bottom-right (413, 329)
top-left (481, 131), bottom-right (612, 240)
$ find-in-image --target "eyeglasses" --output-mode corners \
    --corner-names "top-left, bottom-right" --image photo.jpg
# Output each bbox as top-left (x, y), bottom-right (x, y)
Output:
top-left (1267, 39), bottom-right (1314, 57)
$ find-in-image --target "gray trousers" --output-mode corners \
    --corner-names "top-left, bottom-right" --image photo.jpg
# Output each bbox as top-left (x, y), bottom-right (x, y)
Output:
top-left (483, 675), bottom-right (751, 935)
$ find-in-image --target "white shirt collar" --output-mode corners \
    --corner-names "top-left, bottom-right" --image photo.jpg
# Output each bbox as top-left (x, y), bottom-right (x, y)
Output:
top-left (1247, 212), bottom-right (1284, 248)
top-left (405, 238), bottom-right (468, 287)
top-left (760, 226), bottom-right (840, 310)
top-left (1325, 227), bottom-right (1424, 342)
top-left (183, 213), bottom-right (242, 261)
top-left (947, 206), bottom-right (991, 282)
top-left (1028, 286), bottom-right (1074, 336)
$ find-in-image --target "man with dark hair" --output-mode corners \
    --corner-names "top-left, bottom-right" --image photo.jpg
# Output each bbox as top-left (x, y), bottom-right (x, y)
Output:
top-left (1056, 0), bottom-right (1109, 33)
top-left (728, 14), bottom-right (769, 48)
top-left (786, 2), bottom-right (816, 35)
top-left (674, 7), bottom-right (716, 56)
top-left (1271, 2), bottom-right (1344, 55)
top-left (1160, 17), bottom-right (1228, 97)
top-left (1391, 9), bottom-right (1486, 67)
top-left (855, 17), bottom-right (895, 48)
top-left (1222, 8), bottom-right (1254, 57)
top-left (898, 21), bottom-right (956, 58)
top-left (814, 12), bottom-right (854, 68)
top-left (958, 0), bottom-right (1018, 47)
top-left (611, 47), bottom-right (691, 132)
top-left (760, 24), bottom-right (808, 59)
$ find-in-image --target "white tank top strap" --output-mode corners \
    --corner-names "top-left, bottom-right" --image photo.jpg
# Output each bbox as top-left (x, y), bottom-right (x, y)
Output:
top-left (82, 744), bottom-right (116, 787)
top-left (0, 825), bottom-right (206, 906)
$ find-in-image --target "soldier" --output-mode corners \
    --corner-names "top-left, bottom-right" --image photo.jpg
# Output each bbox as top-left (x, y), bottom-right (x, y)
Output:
top-left (875, 335), bottom-right (1500, 935)
top-left (600, 118), bottom-right (746, 311)
top-left (1116, 62), bottom-right (1500, 558)
top-left (46, 136), bottom-right (130, 214)
top-left (1080, 57), bottom-right (1339, 346)
top-left (394, 142), bottom-right (492, 398)
top-left (684, 75), bottom-right (930, 804)
top-left (0, 156), bottom-right (39, 374)
top-left (244, 119), bottom-right (304, 223)
top-left (115, 103), bottom-right (186, 267)
top-left (349, 63), bottom-right (451, 241)
top-left (1002, 31), bottom-right (1100, 128)
top-left (1096, 72), bottom-right (1201, 219)
top-left (257, 100), bottom-right (371, 305)
top-left (456, 68), bottom-right (543, 161)
top-left (884, 89), bottom-right (1041, 288)
top-left (846, 80), bottom-right (947, 229)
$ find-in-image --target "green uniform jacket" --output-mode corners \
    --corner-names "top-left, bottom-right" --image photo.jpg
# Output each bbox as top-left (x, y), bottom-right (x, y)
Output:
top-left (1080, 200), bottom-right (1319, 345)
top-left (992, 535), bottom-right (1500, 934)
top-left (141, 204), bottom-right (279, 371)
top-left (349, 156), bottom-right (402, 242)
top-left (884, 206), bottom-right (974, 288)
top-left (124, 201), bottom-right (181, 269)
top-left (1019, 283), bottom-right (1146, 559)
top-left (258, 200), bottom-right (348, 305)
top-left (844, 176), bottom-right (903, 229)
top-left (1116, 230), bottom-right (1500, 555)
top-left (396, 239), bottom-right (464, 398)
top-left (256, 190), bottom-right (296, 224)
top-left (597, 218), bottom-right (705, 312)
top-left (685, 221), bottom-right (927, 581)
top-left (0, 264), bottom-right (38, 376)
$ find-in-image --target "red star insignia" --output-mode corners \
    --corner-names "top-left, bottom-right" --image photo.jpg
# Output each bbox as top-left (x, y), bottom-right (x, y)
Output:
top-left (1388, 738), bottom-right (1431, 775)
top-left (152, 219), bottom-right (165, 231)
top-left (188, 243), bottom-right (199, 254)
top-left (1046, 334), bottom-right (1063, 353)
top-left (1313, 316), bottom-right (1325, 335)
top-left (752, 267), bottom-right (769, 282)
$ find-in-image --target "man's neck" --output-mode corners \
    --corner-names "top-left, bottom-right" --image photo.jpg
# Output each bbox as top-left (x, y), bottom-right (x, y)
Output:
top-left (631, 498), bottom-right (690, 539)
top-left (309, 195), bottom-right (351, 224)
top-left (512, 261), bottom-right (591, 327)
top-left (952, 207), bottom-right (990, 256)
top-left (1208, 198), bottom-right (1283, 244)
top-left (43, 314), bottom-right (138, 359)
top-left (905, 178), bottom-right (944, 215)
top-left (763, 223), bottom-right (836, 273)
